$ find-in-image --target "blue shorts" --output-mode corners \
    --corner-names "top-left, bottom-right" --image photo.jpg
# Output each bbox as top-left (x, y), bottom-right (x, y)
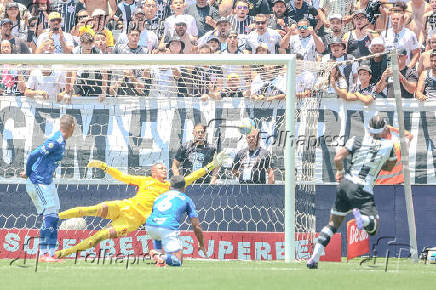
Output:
top-left (26, 179), bottom-right (60, 215)
top-left (146, 225), bottom-right (182, 253)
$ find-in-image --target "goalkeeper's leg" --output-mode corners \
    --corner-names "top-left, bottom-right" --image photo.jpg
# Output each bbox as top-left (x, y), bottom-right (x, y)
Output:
top-left (59, 201), bottom-right (120, 220)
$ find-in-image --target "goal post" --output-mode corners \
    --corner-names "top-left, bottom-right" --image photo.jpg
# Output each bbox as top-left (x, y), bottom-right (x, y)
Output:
top-left (0, 54), bottom-right (301, 261)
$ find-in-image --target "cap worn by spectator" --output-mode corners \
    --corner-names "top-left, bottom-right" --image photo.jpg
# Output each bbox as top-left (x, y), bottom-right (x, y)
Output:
top-left (175, 15), bottom-right (187, 26)
top-left (430, 49), bottom-right (436, 57)
top-left (0, 18), bottom-right (12, 26)
top-left (167, 36), bottom-right (185, 50)
top-left (6, 2), bottom-right (19, 9)
top-left (48, 12), bottom-right (62, 21)
top-left (353, 10), bottom-right (367, 17)
top-left (255, 42), bottom-right (269, 53)
top-left (228, 30), bottom-right (238, 37)
top-left (398, 48), bottom-right (408, 56)
top-left (227, 73), bottom-right (240, 80)
top-left (216, 16), bottom-right (230, 25)
top-left (357, 65), bottom-right (372, 74)
top-left (272, 0), bottom-right (286, 5)
top-left (369, 37), bottom-right (385, 50)
top-left (329, 37), bottom-right (346, 48)
top-left (170, 175), bottom-right (186, 190)
top-left (329, 14), bottom-right (342, 21)
top-left (207, 35), bottom-right (220, 43)
top-left (133, 7), bottom-right (145, 15)
top-left (92, 9), bottom-right (107, 17)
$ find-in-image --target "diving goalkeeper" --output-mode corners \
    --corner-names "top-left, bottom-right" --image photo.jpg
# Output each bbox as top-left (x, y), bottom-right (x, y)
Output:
top-left (55, 152), bottom-right (227, 259)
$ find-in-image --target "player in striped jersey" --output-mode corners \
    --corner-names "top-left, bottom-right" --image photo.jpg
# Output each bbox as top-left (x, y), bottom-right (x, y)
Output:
top-left (307, 116), bottom-right (397, 269)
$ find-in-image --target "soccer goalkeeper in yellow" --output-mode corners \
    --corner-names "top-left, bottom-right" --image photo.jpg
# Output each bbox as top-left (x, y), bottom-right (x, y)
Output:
top-left (55, 152), bottom-right (227, 258)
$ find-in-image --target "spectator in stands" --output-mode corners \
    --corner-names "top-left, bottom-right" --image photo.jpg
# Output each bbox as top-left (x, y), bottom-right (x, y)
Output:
top-left (3, 2), bottom-right (25, 38)
top-left (37, 12), bottom-right (74, 54)
top-left (246, 14), bottom-right (282, 54)
top-left (418, 33), bottom-right (436, 76)
top-left (69, 33), bottom-right (108, 103)
top-left (164, 17), bottom-right (197, 53)
top-left (383, 12), bottom-right (420, 68)
top-left (52, 0), bottom-right (86, 33)
top-left (82, 0), bottom-right (117, 20)
top-left (333, 65), bottom-right (376, 105)
top-left (25, 16), bottom-right (40, 52)
top-left (199, 16), bottom-right (230, 50)
top-left (0, 18), bottom-right (30, 54)
top-left (70, 9), bottom-right (89, 43)
top-left (167, 36), bottom-right (185, 53)
top-left (29, 0), bottom-right (50, 30)
top-left (254, 42), bottom-right (268, 54)
top-left (424, 0), bottom-right (436, 44)
top-left (188, 44), bottom-right (223, 100)
top-left (368, 37), bottom-right (388, 84)
top-left (406, 0), bottom-right (431, 47)
top-left (185, 0), bottom-right (220, 38)
top-left (288, 0), bottom-right (321, 34)
top-left (232, 128), bottom-right (275, 184)
top-left (86, 9), bottom-right (115, 53)
top-left (376, 48), bottom-right (418, 99)
top-left (250, 65), bottom-right (286, 101)
top-left (206, 35), bottom-right (220, 53)
top-left (117, 8), bottom-right (158, 53)
top-left (25, 65), bottom-right (67, 102)
top-left (163, 0), bottom-right (198, 39)
top-left (95, 31), bottom-right (109, 53)
top-left (0, 39), bottom-right (25, 96)
top-left (143, 0), bottom-right (165, 40)
top-left (114, 0), bottom-right (137, 33)
top-left (280, 19), bottom-right (324, 61)
top-left (111, 27), bottom-right (148, 97)
top-left (228, 0), bottom-right (254, 35)
top-left (220, 73), bottom-right (247, 98)
top-left (172, 123), bottom-right (217, 184)
top-left (295, 53), bottom-right (316, 98)
top-left (322, 14), bottom-right (344, 55)
top-left (221, 30), bottom-right (247, 54)
top-left (415, 50), bottom-right (436, 100)
top-left (321, 37), bottom-right (357, 96)
top-left (268, 0), bottom-right (296, 37)
top-left (343, 10), bottom-right (374, 58)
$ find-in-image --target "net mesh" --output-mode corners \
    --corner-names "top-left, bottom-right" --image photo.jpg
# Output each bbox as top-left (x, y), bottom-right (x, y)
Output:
top-left (0, 59), bottom-right (333, 259)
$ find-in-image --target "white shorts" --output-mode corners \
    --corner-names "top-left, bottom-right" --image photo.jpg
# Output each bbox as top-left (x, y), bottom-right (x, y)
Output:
top-left (146, 225), bottom-right (182, 253)
top-left (26, 179), bottom-right (60, 215)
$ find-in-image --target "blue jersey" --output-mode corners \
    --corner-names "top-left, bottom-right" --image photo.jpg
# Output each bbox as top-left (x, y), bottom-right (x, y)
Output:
top-left (146, 190), bottom-right (198, 230)
top-left (26, 131), bottom-right (66, 185)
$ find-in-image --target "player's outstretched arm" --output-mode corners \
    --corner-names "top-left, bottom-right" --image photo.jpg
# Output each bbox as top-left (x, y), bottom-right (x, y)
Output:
top-left (87, 160), bottom-right (141, 185)
top-left (184, 151), bottom-right (228, 186)
top-left (191, 217), bottom-right (205, 254)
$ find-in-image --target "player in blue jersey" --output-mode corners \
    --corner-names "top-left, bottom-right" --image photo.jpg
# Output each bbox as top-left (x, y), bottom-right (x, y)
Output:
top-left (146, 175), bottom-right (205, 267)
top-left (19, 114), bottom-right (76, 263)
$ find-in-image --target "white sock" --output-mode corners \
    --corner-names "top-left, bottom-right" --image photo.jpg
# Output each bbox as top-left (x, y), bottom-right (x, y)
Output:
top-left (361, 215), bottom-right (370, 226)
top-left (310, 243), bottom-right (325, 263)
top-left (49, 248), bottom-right (56, 257)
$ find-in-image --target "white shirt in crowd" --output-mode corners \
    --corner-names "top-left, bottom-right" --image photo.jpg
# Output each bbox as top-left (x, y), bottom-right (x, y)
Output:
top-left (26, 69), bottom-right (66, 100)
top-left (37, 31), bottom-right (74, 54)
top-left (246, 28), bottom-right (282, 54)
top-left (288, 34), bottom-right (318, 61)
top-left (164, 14), bottom-right (198, 38)
top-left (116, 30), bottom-right (159, 53)
top-left (382, 27), bottom-right (419, 64)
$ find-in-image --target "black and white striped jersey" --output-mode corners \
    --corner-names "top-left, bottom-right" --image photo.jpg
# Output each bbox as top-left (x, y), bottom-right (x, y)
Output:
top-left (344, 135), bottom-right (395, 194)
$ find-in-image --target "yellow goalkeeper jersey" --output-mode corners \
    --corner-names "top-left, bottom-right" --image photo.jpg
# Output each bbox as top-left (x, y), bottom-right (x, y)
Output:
top-left (105, 167), bottom-right (207, 219)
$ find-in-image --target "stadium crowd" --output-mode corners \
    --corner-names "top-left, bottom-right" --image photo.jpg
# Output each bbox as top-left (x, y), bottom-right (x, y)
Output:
top-left (0, 0), bottom-right (435, 103)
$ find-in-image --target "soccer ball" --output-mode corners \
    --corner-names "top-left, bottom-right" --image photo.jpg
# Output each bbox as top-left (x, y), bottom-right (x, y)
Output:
top-left (59, 218), bottom-right (87, 230)
top-left (238, 118), bottom-right (255, 135)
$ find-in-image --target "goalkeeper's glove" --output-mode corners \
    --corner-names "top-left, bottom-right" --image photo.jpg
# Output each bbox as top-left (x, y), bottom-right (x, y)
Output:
top-left (87, 160), bottom-right (108, 172)
top-left (206, 151), bottom-right (228, 172)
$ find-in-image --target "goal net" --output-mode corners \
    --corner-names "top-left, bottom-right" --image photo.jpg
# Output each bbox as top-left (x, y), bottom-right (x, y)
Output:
top-left (0, 54), bottom-right (332, 261)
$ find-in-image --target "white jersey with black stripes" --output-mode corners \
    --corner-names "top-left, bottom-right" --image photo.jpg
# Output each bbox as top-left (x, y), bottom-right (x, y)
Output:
top-left (344, 135), bottom-right (395, 194)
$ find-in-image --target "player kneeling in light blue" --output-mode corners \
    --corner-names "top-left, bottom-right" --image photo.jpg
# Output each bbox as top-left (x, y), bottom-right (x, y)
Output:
top-left (146, 175), bottom-right (205, 266)
top-left (20, 114), bottom-right (75, 262)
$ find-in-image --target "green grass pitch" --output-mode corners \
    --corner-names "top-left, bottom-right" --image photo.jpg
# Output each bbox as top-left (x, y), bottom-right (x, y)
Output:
top-left (2, 258), bottom-right (436, 290)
